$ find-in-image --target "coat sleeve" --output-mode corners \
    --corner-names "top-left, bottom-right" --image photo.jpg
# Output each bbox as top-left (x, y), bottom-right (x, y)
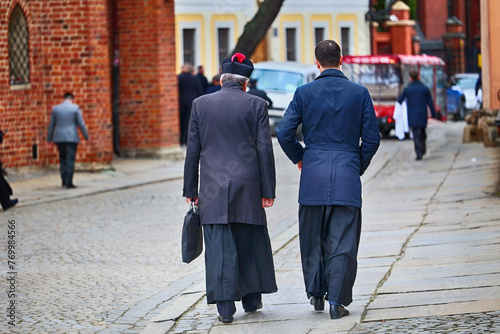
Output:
top-left (275, 89), bottom-right (304, 164)
top-left (47, 109), bottom-right (55, 143)
top-left (426, 88), bottom-right (437, 118)
top-left (360, 89), bottom-right (380, 175)
top-left (397, 88), bottom-right (407, 104)
top-left (75, 107), bottom-right (89, 140)
top-left (256, 103), bottom-right (276, 199)
top-left (183, 102), bottom-right (201, 198)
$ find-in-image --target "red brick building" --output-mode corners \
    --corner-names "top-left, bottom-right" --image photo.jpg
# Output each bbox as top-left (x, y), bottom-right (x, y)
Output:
top-left (0, 0), bottom-right (179, 170)
top-left (369, 0), bottom-right (481, 75)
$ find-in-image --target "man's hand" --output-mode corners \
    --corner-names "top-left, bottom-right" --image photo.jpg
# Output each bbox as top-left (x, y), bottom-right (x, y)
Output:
top-left (262, 198), bottom-right (274, 208)
top-left (186, 197), bottom-right (199, 206)
top-left (47, 142), bottom-right (54, 149)
top-left (297, 161), bottom-right (302, 171)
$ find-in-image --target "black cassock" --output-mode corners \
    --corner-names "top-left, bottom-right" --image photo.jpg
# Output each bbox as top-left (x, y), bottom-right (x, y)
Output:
top-left (183, 82), bottom-right (277, 303)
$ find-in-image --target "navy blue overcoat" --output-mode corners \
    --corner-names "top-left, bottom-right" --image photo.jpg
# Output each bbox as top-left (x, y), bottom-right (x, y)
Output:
top-left (276, 69), bottom-right (380, 208)
top-left (397, 80), bottom-right (437, 128)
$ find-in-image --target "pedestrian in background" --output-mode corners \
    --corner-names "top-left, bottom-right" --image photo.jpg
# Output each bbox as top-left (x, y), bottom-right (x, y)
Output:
top-left (276, 40), bottom-right (380, 320)
top-left (47, 92), bottom-right (89, 189)
top-left (205, 74), bottom-right (221, 94)
top-left (0, 129), bottom-right (18, 211)
top-left (178, 63), bottom-right (203, 145)
top-left (183, 53), bottom-right (277, 324)
top-left (247, 78), bottom-right (273, 109)
top-left (196, 65), bottom-right (209, 93)
top-left (397, 69), bottom-right (437, 160)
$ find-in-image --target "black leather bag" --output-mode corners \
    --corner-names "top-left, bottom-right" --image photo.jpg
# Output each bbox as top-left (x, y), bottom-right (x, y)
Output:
top-left (181, 202), bottom-right (203, 263)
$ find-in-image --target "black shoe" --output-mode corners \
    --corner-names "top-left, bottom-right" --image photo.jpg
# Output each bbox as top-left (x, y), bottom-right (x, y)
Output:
top-left (310, 297), bottom-right (325, 311)
top-left (329, 305), bottom-right (349, 319)
top-left (218, 315), bottom-right (234, 323)
top-left (416, 156), bottom-right (422, 161)
top-left (244, 302), bottom-right (263, 314)
top-left (66, 184), bottom-right (77, 189)
top-left (3, 199), bottom-right (18, 211)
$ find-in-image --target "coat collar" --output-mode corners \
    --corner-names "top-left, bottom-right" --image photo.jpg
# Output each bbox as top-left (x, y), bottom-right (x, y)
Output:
top-left (315, 68), bottom-right (349, 81)
top-left (221, 81), bottom-right (244, 91)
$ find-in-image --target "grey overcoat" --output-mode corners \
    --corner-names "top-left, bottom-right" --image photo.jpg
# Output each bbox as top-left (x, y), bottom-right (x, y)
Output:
top-left (47, 100), bottom-right (89, 143)
top-left (183, 82), bottom-right (276, 225)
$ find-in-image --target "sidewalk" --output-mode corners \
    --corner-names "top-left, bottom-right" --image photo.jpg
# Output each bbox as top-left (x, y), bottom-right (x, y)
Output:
top-left (142, 121), bottom-right (500, 333)
top-left (6, 157), bottom-right (185, 209)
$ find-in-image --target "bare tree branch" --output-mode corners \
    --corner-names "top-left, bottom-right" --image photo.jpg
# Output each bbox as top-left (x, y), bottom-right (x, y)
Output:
top-left (230, 0), bottom-right (285, 57)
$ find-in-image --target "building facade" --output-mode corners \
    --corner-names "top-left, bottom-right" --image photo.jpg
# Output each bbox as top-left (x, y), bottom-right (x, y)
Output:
top-left (1, 0), bottom-right (179, 169)
top-left (175, 0), bottom-right (371, 79)
top-left (368, 0), bottom-right (481, 75)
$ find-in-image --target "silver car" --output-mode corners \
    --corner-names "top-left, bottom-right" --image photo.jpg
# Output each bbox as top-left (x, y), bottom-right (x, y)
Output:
top-left (450, 73), bottom-right (480, 110)
top-left (250, 61), bottom-right (319, 135)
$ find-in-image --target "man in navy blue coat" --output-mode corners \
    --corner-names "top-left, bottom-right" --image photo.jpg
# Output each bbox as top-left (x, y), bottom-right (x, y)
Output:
top-left (276, 40), bottom-right (380, 319)
top-left (397, 69), bottom-right (437, 160)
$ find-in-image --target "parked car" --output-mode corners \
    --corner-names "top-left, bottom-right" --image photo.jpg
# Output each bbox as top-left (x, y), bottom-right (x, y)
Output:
top-left (448, 73), bottom-right (480, 120)
top-left (250, 61), bottom-right (319, 136)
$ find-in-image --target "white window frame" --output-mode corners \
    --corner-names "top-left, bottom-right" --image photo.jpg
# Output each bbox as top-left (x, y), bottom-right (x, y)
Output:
top-left (312, 21), bottom-right (329, 46)
top-left (283, 21), bottom-right (301, 62)
top-left (339, 21), bottom-right (354, 56)
top-left (179, 21), bottom-right (201, 66)
top-left (215, 21), bottom-right (235, 66)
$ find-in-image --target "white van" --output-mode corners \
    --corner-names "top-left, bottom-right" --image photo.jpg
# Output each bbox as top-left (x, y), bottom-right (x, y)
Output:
top-left (250, 61), bottom-right (319, 134)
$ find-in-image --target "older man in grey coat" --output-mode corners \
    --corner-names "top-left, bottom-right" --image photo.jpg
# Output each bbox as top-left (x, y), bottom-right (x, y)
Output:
top-left (47, 93), bottom-right (89, 188)
top-left (183, 53), bottom-right (277, 324)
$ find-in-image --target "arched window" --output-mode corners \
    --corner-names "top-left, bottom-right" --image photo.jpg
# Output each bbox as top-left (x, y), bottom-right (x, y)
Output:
top-left (9, 5), bottom-right (30, 85)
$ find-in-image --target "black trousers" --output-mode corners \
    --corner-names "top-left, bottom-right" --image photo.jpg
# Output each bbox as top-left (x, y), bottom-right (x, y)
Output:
top-left (56, 143), bottom-right (78, 186)
top-left (411, 127), bottom-right (427, 159)
top-left (298, 205), bottom-right (361, 306)
top-left (0, 173), bottom-right (13, 209)
top-left (216, 293), bottom-right (262, 317)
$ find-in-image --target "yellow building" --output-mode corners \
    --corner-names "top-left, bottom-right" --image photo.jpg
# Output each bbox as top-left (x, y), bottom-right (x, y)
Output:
top-left (175, 0), bottom-right (371, 79)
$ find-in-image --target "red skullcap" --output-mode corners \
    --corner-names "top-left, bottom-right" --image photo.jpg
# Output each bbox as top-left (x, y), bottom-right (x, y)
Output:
top-left (231, 53), bottom-right (246, 63)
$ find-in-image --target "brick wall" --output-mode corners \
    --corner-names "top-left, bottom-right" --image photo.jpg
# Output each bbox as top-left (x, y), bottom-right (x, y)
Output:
top-left (0, 0), bottom-right (179, 168)
top-left (419, 0), bottom-right (448, 41)
top-left (117, 0), bottom-right (179, 154)
top-left (0, 0), bottom-right (113, 168)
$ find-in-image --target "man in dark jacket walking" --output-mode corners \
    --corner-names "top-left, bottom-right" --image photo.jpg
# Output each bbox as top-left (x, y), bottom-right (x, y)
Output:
top-left (397, 69), bottom-right (437, 160)
top-left (0, 130), bottom-right (18, 211)
top-left (248, 78), bottom-right (273, 109)
top-left (183, 53), bottom-right (277, 324)
top-left (178, 64), bottom-right (203, 145)
top-left (276, 40), bottom-right (380, 319)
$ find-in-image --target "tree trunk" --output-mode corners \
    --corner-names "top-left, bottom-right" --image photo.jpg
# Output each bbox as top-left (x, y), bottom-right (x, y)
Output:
top-left (230, 0), bottom-right (285, 57)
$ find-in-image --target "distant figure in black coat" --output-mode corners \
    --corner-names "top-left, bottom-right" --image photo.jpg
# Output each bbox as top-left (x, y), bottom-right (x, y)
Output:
top-left (178, 64), bottom-right (203, 145)
top-left (183, 53), bottom-right (277, 324)
top-left (196, 65), bottom-right (210, 93)
top-left (247, 78), bottom-right (273, 109)
top-left (205, 74), bottom-right (221, 94)
top-left (397, 69), bottom-right (437, 160)
top-left (0, 130), bottom-right (18, 211)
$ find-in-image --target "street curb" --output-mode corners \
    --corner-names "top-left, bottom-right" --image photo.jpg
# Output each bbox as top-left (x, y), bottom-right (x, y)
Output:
top-left (13, 175), bottom-right (183, 209)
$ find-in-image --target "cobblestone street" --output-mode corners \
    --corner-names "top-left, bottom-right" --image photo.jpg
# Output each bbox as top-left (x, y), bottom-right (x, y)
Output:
top-left (0, 140), bottom-right (303, 333)
top-left (1, 122), bottom-right (499, 334)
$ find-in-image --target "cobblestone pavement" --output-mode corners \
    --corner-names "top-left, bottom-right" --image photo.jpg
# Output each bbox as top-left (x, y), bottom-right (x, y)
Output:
top-left (351, 311), bottom-right (500, 333)
top-left (151, 121), bottom-right (500, 334)
top-left (0, 140), bottom-right (302, 333)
